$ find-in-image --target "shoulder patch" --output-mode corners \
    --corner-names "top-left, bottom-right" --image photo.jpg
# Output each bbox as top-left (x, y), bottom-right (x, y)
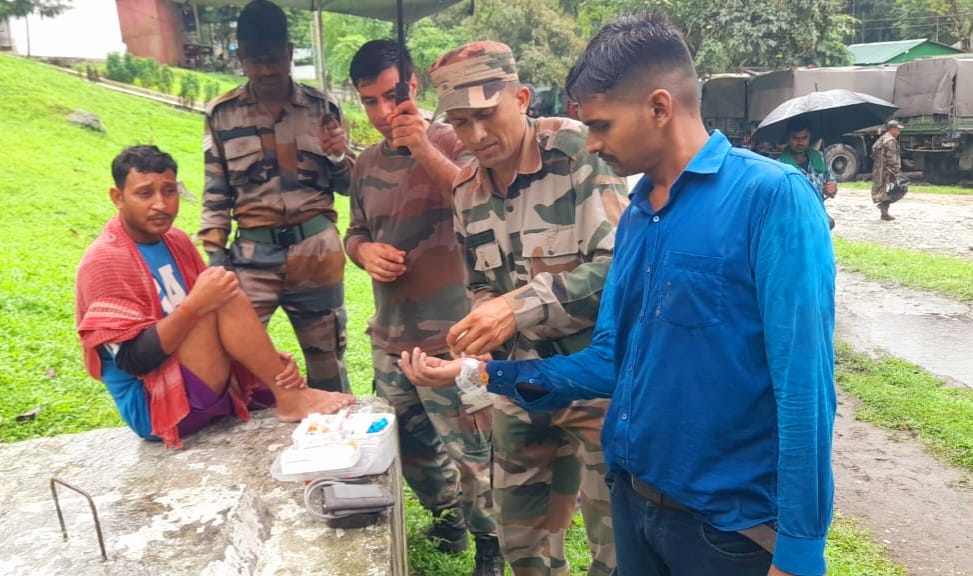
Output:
top-left (206, 85), bottom-right (246, 115)
top-left (536, 117), bottom-right (587, 160)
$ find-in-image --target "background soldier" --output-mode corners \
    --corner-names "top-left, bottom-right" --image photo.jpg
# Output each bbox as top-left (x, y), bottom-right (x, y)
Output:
top-left (406, 41), bottom-right (628, 576)
top-left (200, 0), bottom-right (351, 392)
top-left (344, 40), bottom-right (501, 576)
top-left (872, 119), bottom-right (903, 221)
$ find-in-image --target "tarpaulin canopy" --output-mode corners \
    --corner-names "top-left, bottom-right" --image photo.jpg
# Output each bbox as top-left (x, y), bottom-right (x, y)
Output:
top-left (191, 0), bottom-right (464, 23)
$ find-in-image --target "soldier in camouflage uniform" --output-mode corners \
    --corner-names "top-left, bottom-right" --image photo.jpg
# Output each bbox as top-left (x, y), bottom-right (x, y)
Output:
top-left (200, 0), bottom-right (351, 392)
top-left (343, 40), bottom-right (502, 576)
top-left (871, 120), bottom-right (903, 221)
top-left (406, 41), bottom-right (629, 576)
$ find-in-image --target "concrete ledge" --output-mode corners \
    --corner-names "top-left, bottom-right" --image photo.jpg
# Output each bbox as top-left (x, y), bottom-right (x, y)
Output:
top-left (0, 407), bottom-right (406, 576)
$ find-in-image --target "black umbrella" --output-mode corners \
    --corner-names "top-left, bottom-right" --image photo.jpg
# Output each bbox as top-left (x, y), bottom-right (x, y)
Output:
top-left (752, 89), bottom-right (898, 144)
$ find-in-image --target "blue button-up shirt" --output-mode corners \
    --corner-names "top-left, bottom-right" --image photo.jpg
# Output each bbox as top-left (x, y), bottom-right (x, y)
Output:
top-left (487, 131), bottom-right (836, 576)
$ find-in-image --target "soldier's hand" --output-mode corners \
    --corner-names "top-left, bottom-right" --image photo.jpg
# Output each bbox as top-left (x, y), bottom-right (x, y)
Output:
top-left (184, 267), bottom-right (240, 316)
top-left (389, 100), bottom-right (431, 156)
top-left (319, 114), bottom-right (349, 158)
top-left (398, 347), bottom-right (463, 388)
top-left (359, 242), bottom-right (407, 282)
top-left (447, 297), bottom-right (516, 357)
top-left (274, 351), bottom-right (306, 389)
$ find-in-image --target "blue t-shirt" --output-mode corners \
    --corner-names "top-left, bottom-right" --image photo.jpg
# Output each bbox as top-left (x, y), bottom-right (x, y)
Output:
top-left (100, 241), bottom-right (188, 439)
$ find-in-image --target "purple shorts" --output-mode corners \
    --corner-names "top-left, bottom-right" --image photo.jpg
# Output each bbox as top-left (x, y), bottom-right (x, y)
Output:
top-left (176, 365), bottom-right (235, 437)
top-left (174, 366), bottom-right (277, 438)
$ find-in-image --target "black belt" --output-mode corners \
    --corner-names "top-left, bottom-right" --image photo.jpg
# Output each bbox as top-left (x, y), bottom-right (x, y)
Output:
top-left (627, 473), bottom-right (691, 513)
top-left (623, 472), bottom-right (777, 554)
top-left (236, 215), bottom-right (332, 247)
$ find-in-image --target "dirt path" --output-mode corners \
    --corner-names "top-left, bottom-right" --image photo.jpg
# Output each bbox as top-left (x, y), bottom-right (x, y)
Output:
top-left (828, 187), bottom-right (973, 262)
top-left (830, 190), bottom-right (973, 574)
top-left (833, 391), bottom-right (973, 576)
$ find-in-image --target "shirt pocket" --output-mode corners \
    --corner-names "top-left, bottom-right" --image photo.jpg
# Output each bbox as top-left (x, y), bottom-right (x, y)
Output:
top-left (296, 132), bottom-right (331, 191)
top-left (520, 227), bottom-right (583, 277)
top-left (464, 229), bottom-right (503, 273)
top-left (224, 135), bottom-right (266, 187)
top-left (657, 250), bottom-right (725, 328)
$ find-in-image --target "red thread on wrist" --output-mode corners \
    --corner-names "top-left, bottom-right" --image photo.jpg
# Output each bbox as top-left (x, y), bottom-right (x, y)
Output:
top-left (178, 305), bottom-right (202, 321)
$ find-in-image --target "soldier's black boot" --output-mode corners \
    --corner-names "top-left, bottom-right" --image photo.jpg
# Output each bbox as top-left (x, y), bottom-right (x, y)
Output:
top-left (472, 535), bottom-right (504, 576)
top-left (879, 202), bottom-right (895, 221)
top-left (424, 506), bottom-right (469, 553)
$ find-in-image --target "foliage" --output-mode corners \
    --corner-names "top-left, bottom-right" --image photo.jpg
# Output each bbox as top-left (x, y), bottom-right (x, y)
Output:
top-left (320, 12), bottom-right (392, 86)
top-left (179, 73), bottom-right (201, 107)
top-left (203, 80), bottom-right (221, 103)
top-left (406, 18), bottom-right (470, 95)
top-left (576, 0), bottom-right (853, 73)
top-left (134, 57), bottom-right (161, 90)
top-left (0, 0), bottom-right (70, 19)
top-left (105, 52), bottom-right (134, 84)
top-left (465, 0), bottom-right (585, 86)
top-left (158, 66), bottom-right (175, 94)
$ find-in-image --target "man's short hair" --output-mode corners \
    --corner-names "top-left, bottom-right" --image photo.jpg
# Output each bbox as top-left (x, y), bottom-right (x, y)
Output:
top-left (237, 0), bottom-right (289, 49)
top-left (429, 41), bottom-right (519, 117)
top-left (111, 145), bottom-right (178, 189)
top-left (350, 40), bottom-right (415, 88)
top-left (565, 12), bottom-right (696, 103)
top-left (786, 118), bottom-right (812, 135)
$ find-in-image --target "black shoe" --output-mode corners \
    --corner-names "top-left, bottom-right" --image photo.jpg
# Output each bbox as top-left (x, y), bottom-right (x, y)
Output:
top-left (472, 535), bottom-right (505, 576)
top-left (424, 507), bottom-right (468, 554)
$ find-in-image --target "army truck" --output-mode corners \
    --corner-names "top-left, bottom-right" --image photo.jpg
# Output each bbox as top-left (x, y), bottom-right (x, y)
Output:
top-left (701, 65), bottom-right (899, 181)
top-left (892, 55), bottom-right (973, 184)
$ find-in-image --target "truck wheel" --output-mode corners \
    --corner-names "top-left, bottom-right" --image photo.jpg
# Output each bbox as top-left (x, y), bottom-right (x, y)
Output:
top-left (923, 155), bottom-right (960, 185)
top-left (825, 144), bottom-right (859, 182)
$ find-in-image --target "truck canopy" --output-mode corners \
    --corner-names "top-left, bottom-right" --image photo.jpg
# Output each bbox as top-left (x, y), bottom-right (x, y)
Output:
top-left (893, 56), bottom-right (973, 117)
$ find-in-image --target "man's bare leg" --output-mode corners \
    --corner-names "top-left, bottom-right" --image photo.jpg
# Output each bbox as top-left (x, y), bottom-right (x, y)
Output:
top-left (176, 291), bottom-right (355, 420)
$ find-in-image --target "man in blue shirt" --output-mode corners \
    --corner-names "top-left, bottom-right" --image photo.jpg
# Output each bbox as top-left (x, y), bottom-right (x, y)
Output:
top-left (400, 13), bottom-right (836, 576)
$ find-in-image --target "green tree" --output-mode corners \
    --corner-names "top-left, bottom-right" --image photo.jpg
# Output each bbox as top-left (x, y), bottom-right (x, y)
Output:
top-left (0, 0), bottom-right (70, 19)
top-left (407, 17), bottom-right (470, 95)
top-left (1, 0), bottom-right (72, 57)
top-left (465, 0), bottom-right (585, 87)
top-left (320, 12), bottom-right (392, 85)
top-left (179, 74), bottom-right (201, 107)
top-left (576, 0), bottom-right (853, 74)
top-left (158, 66), bottom-right (175, 94)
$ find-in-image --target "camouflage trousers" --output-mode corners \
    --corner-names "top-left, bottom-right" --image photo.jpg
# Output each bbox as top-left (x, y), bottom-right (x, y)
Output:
top-left (372, 349), bottom-right (496, 536)
top-left (493, 395), bottom-right (615, 576)
top-left (231, 226), bottom-right (349, 393)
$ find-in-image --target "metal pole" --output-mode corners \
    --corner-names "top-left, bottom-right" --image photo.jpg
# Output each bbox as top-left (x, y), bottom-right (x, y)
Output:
top-left (313, 7), bottom-right (328, 94)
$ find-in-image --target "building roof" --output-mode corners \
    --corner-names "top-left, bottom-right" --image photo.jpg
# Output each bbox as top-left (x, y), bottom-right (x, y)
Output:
top-left (848, 38), bottom-right (963, 65)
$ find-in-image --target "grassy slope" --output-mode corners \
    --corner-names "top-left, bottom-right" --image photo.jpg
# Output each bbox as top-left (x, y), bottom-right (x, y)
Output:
top-left (0, 54), bottom-right (906, 575)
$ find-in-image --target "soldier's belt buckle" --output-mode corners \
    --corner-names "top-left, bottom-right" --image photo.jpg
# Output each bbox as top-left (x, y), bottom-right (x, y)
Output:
top-left (275, 227), bottom-right (298, 247)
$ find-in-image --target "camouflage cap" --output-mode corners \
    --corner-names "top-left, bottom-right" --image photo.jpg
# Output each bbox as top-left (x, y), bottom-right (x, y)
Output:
top-left (430, 41), bottom-right (519, 117)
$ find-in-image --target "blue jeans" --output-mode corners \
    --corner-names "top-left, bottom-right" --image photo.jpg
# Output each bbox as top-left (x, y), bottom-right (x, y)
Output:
top-left (609, 472), bottom-right (772, 576)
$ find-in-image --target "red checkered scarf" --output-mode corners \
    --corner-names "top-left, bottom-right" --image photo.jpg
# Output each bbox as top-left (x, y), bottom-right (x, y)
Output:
top-left (75, 216), bottom-right (254, 447)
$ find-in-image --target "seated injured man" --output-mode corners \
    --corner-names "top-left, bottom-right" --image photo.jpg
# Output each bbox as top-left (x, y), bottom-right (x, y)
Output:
top-left (75, 145), bottom-right (355, 447)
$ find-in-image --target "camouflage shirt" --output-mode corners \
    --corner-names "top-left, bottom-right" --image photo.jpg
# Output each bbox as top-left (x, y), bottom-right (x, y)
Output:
top-left (345, 122), bottom-right (473, 355)
top-left (199, 81), bottom-right (352, 251)
top-left (452, 117), bottom-right (629, 360)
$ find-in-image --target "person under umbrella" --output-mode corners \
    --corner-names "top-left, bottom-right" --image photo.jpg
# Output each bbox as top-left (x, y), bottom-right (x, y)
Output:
top-left (778, 118), bottom-right (837, 229)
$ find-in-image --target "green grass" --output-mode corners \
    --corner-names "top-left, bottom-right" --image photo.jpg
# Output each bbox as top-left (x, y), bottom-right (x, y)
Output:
top-left (0, 53), bottom-right (910, 574)
top-left (826, 514), bottom-right (906, 576)
top-left (836, 342), bottom-right (973, 471)
top-left (834, 237), bottom-right (973, 301)
top-left (841, 180), bottom-right (973, 195)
